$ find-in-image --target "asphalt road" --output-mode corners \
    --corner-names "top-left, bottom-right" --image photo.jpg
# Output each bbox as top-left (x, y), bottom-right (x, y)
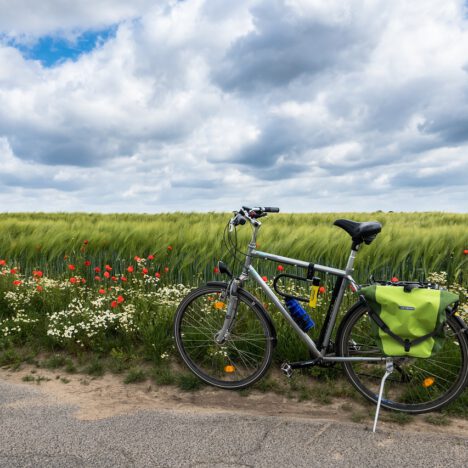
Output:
top-left (1, 379), bottom-right (467, 467)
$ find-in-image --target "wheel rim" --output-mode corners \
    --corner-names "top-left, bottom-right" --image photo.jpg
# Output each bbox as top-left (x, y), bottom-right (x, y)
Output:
top-left (341, 307), bottom-right (467, 411)
top-left (177, 289), bottom-right (271, 386)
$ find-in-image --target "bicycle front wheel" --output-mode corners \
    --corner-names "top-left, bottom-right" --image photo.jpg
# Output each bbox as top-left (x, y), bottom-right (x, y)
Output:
top-left (337, 303), bottom-right (468, 413)
top-left (174, 285), bottom-right (274, 389)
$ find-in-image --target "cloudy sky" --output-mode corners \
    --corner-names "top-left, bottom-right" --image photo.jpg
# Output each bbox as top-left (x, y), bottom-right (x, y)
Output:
top-left (0, 0), bottom-right (467, 213)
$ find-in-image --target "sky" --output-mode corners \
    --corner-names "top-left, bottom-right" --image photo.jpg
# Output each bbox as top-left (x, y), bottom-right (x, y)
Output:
top-left (0, 0), bottom-right (467, 213)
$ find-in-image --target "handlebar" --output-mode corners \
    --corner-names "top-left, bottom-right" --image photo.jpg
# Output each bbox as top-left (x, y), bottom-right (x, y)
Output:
top-left (230, 206), bottom-right (280, 230)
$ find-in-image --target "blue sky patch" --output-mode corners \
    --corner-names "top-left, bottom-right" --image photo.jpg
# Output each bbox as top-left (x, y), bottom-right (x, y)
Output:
top-left (11, 26), bottom-right (116, 67)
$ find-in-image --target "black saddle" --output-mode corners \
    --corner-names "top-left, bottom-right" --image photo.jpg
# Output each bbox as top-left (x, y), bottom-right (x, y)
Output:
top-left (333, 219), bottom-right (382, 247)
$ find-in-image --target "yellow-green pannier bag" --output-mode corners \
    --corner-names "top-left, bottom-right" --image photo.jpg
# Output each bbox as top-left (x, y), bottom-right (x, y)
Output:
top-left (359, 284), bottom-right (459, 358)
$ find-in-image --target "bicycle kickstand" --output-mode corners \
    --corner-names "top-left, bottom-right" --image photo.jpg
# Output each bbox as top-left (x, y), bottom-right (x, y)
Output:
top-left (372, 358), bottom-right (394, 433)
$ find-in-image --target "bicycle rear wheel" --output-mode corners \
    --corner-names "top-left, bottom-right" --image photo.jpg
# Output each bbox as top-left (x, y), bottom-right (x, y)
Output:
top-left (174, 284), bottom-right (274, 389)
top-left (337, 303), bottom-right (468, 413)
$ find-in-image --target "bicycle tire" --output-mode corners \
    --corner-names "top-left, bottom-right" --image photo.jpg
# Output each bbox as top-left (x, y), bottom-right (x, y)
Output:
top-left (174, 284), bottom-right (274, 389)
top-left (337, 303), bottom-right (468, 413)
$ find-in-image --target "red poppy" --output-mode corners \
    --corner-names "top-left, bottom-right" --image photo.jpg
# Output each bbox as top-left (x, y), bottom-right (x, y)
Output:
top-left (167, 246), bottom-right (173, 251)
top-left (111, 300), bottom-right (118, 308)
top-left (13, 279), bottom-right (22, 286)
top-left (36, 285), bottom-right (43, 292)
top-left (69, 277), bottom-right (77, 284)
top-left (319, 286), bottom-right (326, 294)
top-left (68, 264), bottom-right (76, 271)
top-left (164, 267), bottom-right (169, 273)
top-left (148, 255), bottom-right (154, 260)
top-left (83, 240), bottom-right (89, 245)
top-left (464, 249), bottom-right (468, 255)
top-left (142, 268), bottom-right (149, 275)
top-left (155, 272), bottom-right (161, 278)
top-left (277, 265), bottom-right (284, 272)
top-left (94, 267), bottom-right (101, 273)
top-left (81, 278), bottom-right (86, 284)
top-left (213, 266), bottom-right (220, 274)
top-left (0, 259), bottom-right (6, 266)
top-left (10, 268), bottom-right (17, 274)
top-left (134, 256), bottom-right (141, 262)
top-left (391, 277), bottom-right (399, 283)
top-left (84, 260), bottom-right (91, 267)
top-left (33, 270), bottom-right (43, 278)
top-left (121, 276), bottom-right (127, 282)
top-left (127, 266), bottom-right (134, 273)
top-left (105, 265), bottom-right (112, 272)
top-left (94, 276), bottom-right (101, 281)
top-left (117, 295), bottom-right (125, 304)
top-left (262, 276), bottom-right (268, 282)
top-left (99, 288), bottom-right (106, 295)
top-left (103, 271), bottom-right (110, 278)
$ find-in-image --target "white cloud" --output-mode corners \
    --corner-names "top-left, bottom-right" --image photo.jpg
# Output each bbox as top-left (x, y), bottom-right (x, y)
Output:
top-left (0, 0), bottom-right (467, 213)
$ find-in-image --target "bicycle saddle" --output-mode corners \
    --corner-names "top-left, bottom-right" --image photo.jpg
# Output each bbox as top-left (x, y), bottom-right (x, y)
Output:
top-left (333, 219), bottom-right (382, 246)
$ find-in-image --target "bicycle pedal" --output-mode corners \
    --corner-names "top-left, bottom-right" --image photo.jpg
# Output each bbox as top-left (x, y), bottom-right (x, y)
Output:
top-left (280, 362), bottom-right (293, 378)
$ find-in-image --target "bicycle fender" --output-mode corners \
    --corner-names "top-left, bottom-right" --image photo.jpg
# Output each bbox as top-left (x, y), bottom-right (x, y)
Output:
top-left (206, 281), bottom-right (277, 347)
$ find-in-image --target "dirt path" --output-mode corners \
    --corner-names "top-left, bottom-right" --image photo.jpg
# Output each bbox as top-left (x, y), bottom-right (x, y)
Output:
top-left (1, 365), bottom-right (467, 437)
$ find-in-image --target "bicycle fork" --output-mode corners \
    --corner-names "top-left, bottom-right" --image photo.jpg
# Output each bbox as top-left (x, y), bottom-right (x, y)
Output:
top-left (214, 280), bottom-right (239, 344)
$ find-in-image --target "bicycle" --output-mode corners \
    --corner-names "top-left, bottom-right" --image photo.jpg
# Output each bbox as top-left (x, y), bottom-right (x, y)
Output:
top-left (174, 206), bottom-right (468, 414)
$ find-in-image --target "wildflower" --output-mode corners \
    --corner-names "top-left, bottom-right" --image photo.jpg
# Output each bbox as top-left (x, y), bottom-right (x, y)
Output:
top-left (69, 277), bottom-right (77, 284)
top-left (134, 256), bottom-right (141, 262)
top-left (10, 268), bottom-right (17, 274)
top-left (94, 276), bottom-right (101, 281)
top-left (13, 280), bottom-right (22, 286)
top-left (103, 271), bottom-right (110, 279)
top-left (127, 266), bottom-right (134, 273)
top-left (84, 260), bottom-right (91, 267)
top-left (99, 289), bottom-right (106, 295)
top-left (0, 259), bottom-right (6, 266)
top-left (81, 278), bottom-right (86, 284)
top-left (164, 267), bottom-right (169, 273)
top-left (262, 276), bottom-right (268, 282)
top-left (111, 276), bottom-right (117, 282)
top-left (277, 265), bottom-right (284, 272)
top-left (464, 249), bottom-right (468, 255)
top-left (105, 265), bottom-right (112, 272)
top-left (148, 255), bottom-right (154, 260)
top-left (155, 272), bottom-right (161, 278)
top-left (213, 266), bottom-right (220, 274)
top-left (36, 285), bottom-right (43, 292)
top-left (111, 300), bottom-right (118, 308)
top-left (142, 268), bottom-right (149, 275)
top-left (167, 245), bottom-right (173, 251)
top-left (121, 276), bottom-right (127, 282)
top-left (68, 264), bottom-right (76, 271)
top-left (83, 240), bottom-right (89, 245)
top-left (117, 295), bottom-right (125, 304)
top-left (319, 286), bottom-right (326, 294)
top-left (391, 277), bottom-right (399, 283)
top-left (32, 270), bottom-right (43, 278)
top-left (94, 267), bottom-right (101, 273)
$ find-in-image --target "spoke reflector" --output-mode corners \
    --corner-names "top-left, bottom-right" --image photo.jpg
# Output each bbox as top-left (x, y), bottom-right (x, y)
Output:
top-left (224, 365), bottom-right (235, 373)
top-left (214, 301), bottom-right (226, 309)
top-left (422, 377), bottom-right (435, 388)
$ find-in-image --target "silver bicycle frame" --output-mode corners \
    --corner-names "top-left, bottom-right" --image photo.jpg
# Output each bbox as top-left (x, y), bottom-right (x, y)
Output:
top-left (233, 220), bottom-right (385, 363)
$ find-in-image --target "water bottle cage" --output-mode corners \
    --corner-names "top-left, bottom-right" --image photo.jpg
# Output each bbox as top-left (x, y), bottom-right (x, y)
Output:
top-left (273, 272), bottom-right (320, 303)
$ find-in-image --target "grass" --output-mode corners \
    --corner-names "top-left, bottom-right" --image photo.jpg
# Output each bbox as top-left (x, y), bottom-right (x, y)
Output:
top-left (124, 368), bottom-right (147, 384)
top-left (425, 414), bottom-right (452, 426)
top-left (177, 373), bottom-right (203, 391)
top-left (0, 212), bottom-right (466, 286)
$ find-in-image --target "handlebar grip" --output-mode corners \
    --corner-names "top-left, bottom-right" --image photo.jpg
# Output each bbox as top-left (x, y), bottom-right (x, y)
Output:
top-left (264, 207), bottom-right (280, 213)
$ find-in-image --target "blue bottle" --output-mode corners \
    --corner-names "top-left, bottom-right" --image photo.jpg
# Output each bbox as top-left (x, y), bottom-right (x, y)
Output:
top-left (285, 298), bottom-right (315, 332)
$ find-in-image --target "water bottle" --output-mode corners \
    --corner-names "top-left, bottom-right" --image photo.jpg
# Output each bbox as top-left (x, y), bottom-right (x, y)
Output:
top-left (285, 298), bottom-right (315, 332)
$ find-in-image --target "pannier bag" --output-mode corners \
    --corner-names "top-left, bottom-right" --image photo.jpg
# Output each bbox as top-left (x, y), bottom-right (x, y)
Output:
top-left (359, 284), bottom-right (459, 358)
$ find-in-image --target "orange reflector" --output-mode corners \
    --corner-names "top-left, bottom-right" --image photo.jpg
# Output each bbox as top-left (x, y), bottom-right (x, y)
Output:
top-left (224, 365), bottom-right (235, 373)
top-left (422, 377), bottom-right (435, 388)
top-left (214, 301), bottom-right (225, 309)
